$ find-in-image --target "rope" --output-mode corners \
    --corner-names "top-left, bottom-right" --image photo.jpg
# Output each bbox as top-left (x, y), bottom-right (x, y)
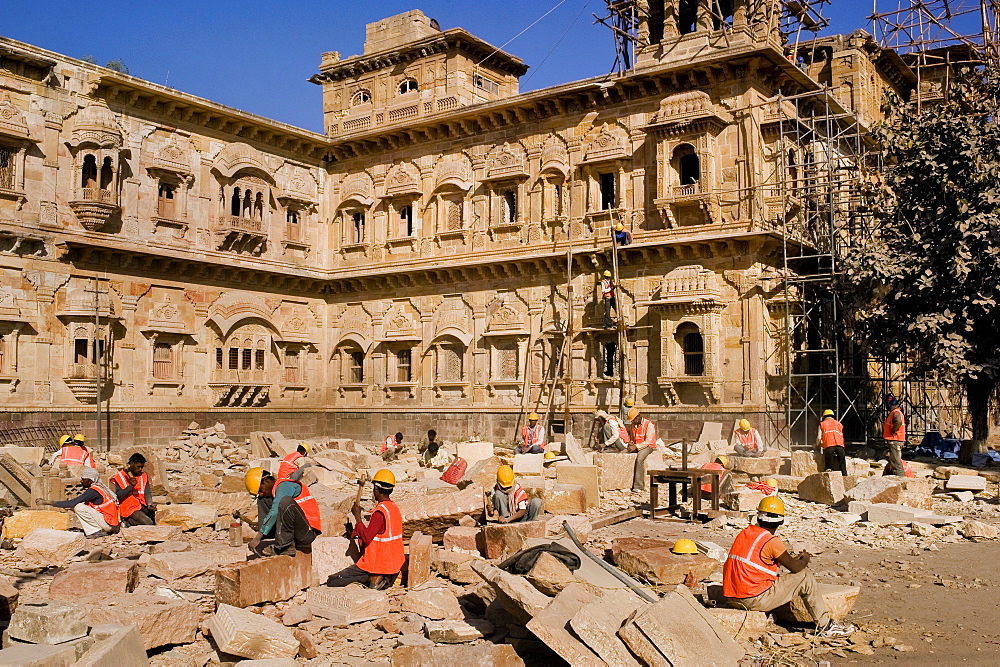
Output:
top-left (475, 0), bottom-right (570, 68)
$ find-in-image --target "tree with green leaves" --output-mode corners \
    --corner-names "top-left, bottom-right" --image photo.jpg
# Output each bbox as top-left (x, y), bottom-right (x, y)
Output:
top-left (841, 67), bottom-right (1000, 443)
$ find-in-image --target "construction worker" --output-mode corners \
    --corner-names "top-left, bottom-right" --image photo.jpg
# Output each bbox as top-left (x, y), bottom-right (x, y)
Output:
top-left (519, 412), bottom-right (545, 454)
top-left (245, 467), bottom-right (322, 557)
top-left (276, 443), bottom-right (311, 483)
top-left (421, 437), bottom-right (452, 470)
top-left (351, 469), bottom-right (404, 590)
top-left (600, 270), bottom-right (617, 328)
top-left (882, 394), bottom-right (907, 476)
top-left (627, 407), bottom-right (657, 492)
top-left (816, 410), bottom-right (847, 476)
top-left (381, 432), bottom-right (403, 461)
top-left (490, 465), bottom-right (542, 523)
top-left (37, 467), bottom-right (120, 538)
top-left (723, 496), bottom-right (855, 638)
top-left (613, 222), bottom-right (632, 246)
top-left (700, 455), bottom-right (732, 495)
top-left (110, 453), bottom-right (155, 526)
top-left (733, 419), bottom-right (766, 457)
top-left (594, 410), bottom-right (626, 452)
top-left (55, 434), bottom-right (94, 468)
top-left (621, 396), bottom-right (635, 421)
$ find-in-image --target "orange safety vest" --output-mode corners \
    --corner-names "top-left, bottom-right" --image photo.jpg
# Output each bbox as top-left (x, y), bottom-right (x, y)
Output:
top-left (601, 278), bottom-right (615, 298)
top-left (521, 424), bottom-right (544, 449)
top-left (883, 408), bottom-right (906, 442)
top-left (723, 524), bottom-right (780, 599)
top-left (632, 418), bottom-right (657, 449)
top-left (87, 483), bottom-right (120, 528)
top-left (608, 416), bottom-right (631, 444)
top-left (281, 480), bottom-right (322, 533)
top-left (884, 459), bottom-right (916, 478)
top-left (356, 499), bottom-right (404, 575)
top-left (735, 428), bottom-right (759, 450)
top-left (819, 418), bottom-right (845, 448)
top-left (276, 451), bottom-right (303, 483)
top-left (61, 445), bottom-right (94, 468)
top-left (381, 435), bottom-right (396, 454)
top-left (700, 462), bottom-right (725, 494)
top-left (110, 470), bottom-right (148, 518)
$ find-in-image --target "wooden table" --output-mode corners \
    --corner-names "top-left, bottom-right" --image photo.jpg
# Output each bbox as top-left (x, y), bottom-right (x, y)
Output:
top-left (646, 468), bottom-right (723, 521)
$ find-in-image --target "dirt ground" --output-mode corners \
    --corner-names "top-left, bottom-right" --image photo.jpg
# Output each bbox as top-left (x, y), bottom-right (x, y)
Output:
top-left (594, 516), bottom-right (1000, 665)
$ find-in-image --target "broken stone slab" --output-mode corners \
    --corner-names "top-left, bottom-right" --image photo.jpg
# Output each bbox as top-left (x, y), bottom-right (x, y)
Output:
top-left (49, 560), bottom-right (138, 599)
top-left (121, 525), bottom-right (182, 543)
top-left (390, 644), bottom-right (525, 666)
top-left (15, 529), bottom-right (86, 566)
top-left (797, 472), bottom-right (847, 505)
top-left (423, 619), bottom-right (493, 643)
top-left (1, 510), bottom-right (72, 539)
top-left (156, 504), bottom-right (218, 530)
top-left (865, 503), bottom-right (932, 525)
top-left (311, 536), bottom-right (357, 585)
top-left (618, 585), bottom-right (744, 666)
top-left (946, 474), bottom-right (987, 491)
top-left (471, 560), bottom-right (550, 624)
top-left (304, 584), bottom-right (389, 625)
top-left (526, 550), bottom-right (581, 596)
top-left (594, 453), bottom-right (637, 491)
top-left (209, 603), bottom-right (299, 661)
top-left (401, 584), bottom-right (463, 620)
top-left (611, 538), bottom-right (718, 586)
top-left (545, 515), bottom-right (592, 542)
top-left (431, 549), bottom-right (482, 585)
top-left (949, 491), bottom-right (976, 502)
top-left (554, 464), bottom-right (600, 508)
top-left (8, 599), bottom-right (89, 645)
top-left (408, 532), bottom-right (434, 588)
top-left (455, 441), bottom-right (495, 468)
top-left (544, 484), bottom-right (587, 514)
top-left (826, 513), bottom-right (863, 526)
top-left (958, 520), bottom-right (999, 538)
top-left (526, 583), bottom-right (606, 667)
top-left (394, 486), bottom-right (484, 540)
top-left (770, 475), bottom-right (805, 493)
top-left (0, 577), bottom-right (18, 624)
top-left (569, 588), bottom-right (646, 667)
top-left (457, 455), bottom-right (500, 490)
top-left (790, 451), bottom-right (822, 477)
top-left (774, 584), bottom-right (860, 623)
top-left (442, 526), bottom-right (479, 552)
top-left (0, 644), bottom-right (78, 666)
top-left (513, 453), bottom-right (544, 476)
top-left (709, 608), bottom-right (770, 642)
top-left (148, 551), bottom-right (219, 580)
top-left (150, 539), bottom-right (192, 554)
top-left (842, 476), bottom-right (902, 505)
top-left (911, 513), bottom-right (963, 526)
top-left (75, 625), bottom-right (149, 667)
top-left (82, 594), bottom-right (199, 650)
top-left (731, 456), bottom-right (781, 476)
top-left (216, 552), bottom-right (311, 608)
top-left (722, 488), bottom-right (766, 512)
top-left (479, 520), bottom-right (547, 559)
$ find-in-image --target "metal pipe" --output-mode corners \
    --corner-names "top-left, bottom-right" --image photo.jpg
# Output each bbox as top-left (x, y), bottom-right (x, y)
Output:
top-left (562, 520), bottom-right (656, 603)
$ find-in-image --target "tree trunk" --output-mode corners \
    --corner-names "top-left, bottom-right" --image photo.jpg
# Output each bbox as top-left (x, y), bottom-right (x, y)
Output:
top-left (964, 375), bottom-right (998, 443)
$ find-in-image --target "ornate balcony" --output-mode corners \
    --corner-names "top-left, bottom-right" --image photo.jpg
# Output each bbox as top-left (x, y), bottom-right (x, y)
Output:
top-left (209, 369), bottom-right (270, 406)
top-left (63, 363), bottom-right (112, 403)
top-left (69, 188), bottom-right (119, 231)
top-left (216, 215), bottom-right (268, 253)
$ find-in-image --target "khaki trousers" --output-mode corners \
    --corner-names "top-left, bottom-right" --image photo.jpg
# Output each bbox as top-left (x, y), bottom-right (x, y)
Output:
top-left (75, 503), bottom-right (113, 536)
top-left (727, 568), bottom-right (830, 627)
top-left (885, 440), bottom-right (904, 475)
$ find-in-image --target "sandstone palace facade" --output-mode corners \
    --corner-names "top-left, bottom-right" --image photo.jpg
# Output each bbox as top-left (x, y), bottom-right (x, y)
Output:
top-left (0, 4), bottom-right (910, 445)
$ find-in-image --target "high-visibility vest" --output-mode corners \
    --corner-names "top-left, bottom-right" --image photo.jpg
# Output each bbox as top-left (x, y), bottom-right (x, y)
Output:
top-left (381, 435), bottom-right (396, 454)
top-left (87, 483), bottom-right (120, 528)
top-left (276, 451), bottom-right (303, 483)
top-left (61, 445), bottom-right (94, 468)
top-left (723, 524), bottom-right (780, 599)
top-left (110, 470), bottom-right (148, 518)
top-left (883, 408), bottom-right (906, 442)
top-left (885, 459), bottom-right (916, 478)
top-left (356, 499), bottom-right (404, 575)
top-left (601, 278), bottom-right (615, 298)
top-left (633, 418), bottom-right (656, 449)
top-left (280, 480), bottom-right (322, 533)
top-left (700, 462), bottom-right (725, 494)
top-left (608, 416), bottom-right (631, 444)
top-left (521, 424), bottom-right (544, 449)
top-left (735, 428), bottom-right (759, 450)
top-left (819, 418), bottom-right (845, 448)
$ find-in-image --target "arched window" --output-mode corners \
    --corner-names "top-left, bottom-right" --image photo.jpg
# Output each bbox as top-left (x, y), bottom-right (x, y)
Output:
top-left (99, 157), bottom-right (113, 189)
top-left (254, 192), bottom-right (264, 221)
top-left (398, 79), bottom-right (418, 95)
top-left (352, 90), bottom-right (372, 106)
top-left (678, 0), bottom-right (698, 34)
top-left (81, 154), bottom-right (98, 188)
top-left (434, 338), bottom-right (464, 383)
top-left (231, 187), bottom-right (241, 216)
top-left (676, 323), bottom-right (704, 376)
top-left (672, 144), bottom-right (700, 185)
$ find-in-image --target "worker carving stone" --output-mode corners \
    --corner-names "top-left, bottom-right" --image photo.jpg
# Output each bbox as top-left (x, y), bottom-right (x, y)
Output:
top-left (594, 410), bottom-right (627, 452)
top-left (733, 419), bottom-right (766, 457)
top-left (488, 465), bottom-right (542, 523)
top-left (244, 467), bottom-right (322, 558)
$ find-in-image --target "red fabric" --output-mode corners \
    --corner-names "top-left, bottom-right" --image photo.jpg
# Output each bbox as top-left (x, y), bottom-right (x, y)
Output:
top-left (381, 435), bottom-right (395, 454)
top-left (735, 428), bottom-right (759, 448)
top-left (111, 470), bottom-right (148, 518)
top-left (700, 462), bottom-right (724, 494)
top-left (820, 419), bottom-right (845, 448)
top-left (521, 424), bottom-right (544, 449)
top-left (61, 446), bottom-right (94, 467)
top-left (884, 460), bottom-right (916, 478)
top-left (439, 457), bottom-right (467, 485)
top-left (601, 278), bottom-right (615, 298)
top-left (351, 508), bottom-right (385, 545)
top-left (292, 481), bottom-right (322, 532)
top-left (724, 525), bottom-right (780, 599)
top-left (608, 416), bottom-right (631, 444)
top-left (633, 418), bottom-right (656, 448)
top-left (356, 500), bottom-right (404, 575)
top-left (276, 451), bottom-right (303, 483)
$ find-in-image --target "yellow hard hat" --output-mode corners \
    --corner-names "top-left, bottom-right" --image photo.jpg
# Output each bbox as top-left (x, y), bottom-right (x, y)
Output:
top-left (615, 223), bottom-right (624, 231)
top-left (73, 434), bottom-right (86, 443)
top-left (715, 455), bottom-right (729, 467)
top-left (244, 467), bottom-right (265, 495)
top-left (757, 496), bottom-right (786, 516)
top-left (602, 270), bottom-right (611, 277)
top-left (373, 469), bottom-right (396, 487)
top-left (624, 397), bottom-right (635, 407)
top-left (497, 465), bottom-right (515, 488)
top-left (738, 419), bottom-right (751, 431)
top-left (300, 442), bottom-right (312, 455)
top-left (822, 409), bottom-right (835, 417)
top-left (764, 478), bottom-right (778, 488)
top-left (527, 412), bottom-right (540, 421)
top-left (58, 435), bottom-right (71, 447)
top-left (627, 407), bottom-right (640, 421)
top-left (544, 451), bottom-right (557, 460)
top-left (671, 538), bottom-right (698, 555)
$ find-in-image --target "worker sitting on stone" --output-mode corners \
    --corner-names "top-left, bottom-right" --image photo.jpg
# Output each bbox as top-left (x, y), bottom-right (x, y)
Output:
top-left (488, 465), bottom-right (542, 523)
top-left (627, 407), bottom-right (657, 492)
top-left (381, 432), bottom-right (403, 461)
top-left (37, 467), bottom-right (120, 538)
top-left (420, 434), bottom-right (452, 470)
top-left (594, 410), bottom-right (627, 452)
top-left (276, 442), bottom-right (311, 483)
top-left (350, 469), bottom-right (405, 590)
top-left (54, 433), bottom-right (95, 468)
top-left (723, 496), bottom-right (855, 639)
top-left (700, 455), bottom-right (733, 496)
top-left (613, 222), bottom-right (633, 246)
top-left (245, 467), bottom-right (322, 558)
top-left (732, 419), bottom-right (766, 457)
top-left (519, 412), bottom-right (545, 454)
top-left (110, 453), bottom-right (156, 526)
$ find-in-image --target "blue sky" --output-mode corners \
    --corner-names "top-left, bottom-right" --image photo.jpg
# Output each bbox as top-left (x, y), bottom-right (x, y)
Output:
top-left (4, 0), bottom-right (878, 133)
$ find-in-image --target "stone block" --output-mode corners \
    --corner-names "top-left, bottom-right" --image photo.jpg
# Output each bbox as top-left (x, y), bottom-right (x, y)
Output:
top-left (790, 451), bottom-right (822, 477)
top-left (311, 536), bottom-right (356, 585)
top-left (847, 457), bottom-right (872, 476)
top-left (774, 584), bottom-right (860, 623)
top-left (865, 503), bottom-right (930, 525)
top-left (950, 491), bottom-right (975, 502)
top-left (843, 476), bottom-right (902, 505)
top-left (470, 560), bottom-right (550, 623)
top-left (910, 514), bottom-right (963, 525)
top-left (526, 551), bottom-right (580, 596)
top-left (618, 585), bottom-right (744, 666)
top-left (563, 432), bottom-right (588, 465)
top-left (394, 486), bottom-right (484, 540)
top-left (526, 584), bottom-right (604, 666)
top-left (959, 519), bottom-right (999, 539)
top-left (569, 588), bottom-right (646, 667)
top-left (442, 526), bottom-right (480, 552)
top-left (797, 472), bottom-right (846, 505)
top-left (545, 515), bottom-right (592, 542)
top-left (479, 520), bottom-right (546, 559)
top-left (611, 538), bottom-right (718, 585)
top-left (83, 594), bottom-right (199, 650)
top-left (401, 584), bottom-right (463, 620)
top-left (423, 619), bottom-right (493, 643)
top-left (899, 490), bottom-right (934, 511)
top-left (121, 525), bottom-right (181, 543)
top-left (709, 608), bottom-right (770, 642)
top-left (431, 549), bottom-right (482, 585)
top-left (518, 477), bottom-right (546, 500)
top-left (770, 475), bottom-right (804, 493)
top-left (0, 447), bottom-right (44, 467)
top-left (1, 511), bottom-right (72, 539)
top-left (49, 560), bottom-right (138, 599)
top-left (722, 488), bottom-right (766, 512)
top-left (513, 453), bottom-right (544, 476)
top-left (75, 625), bottom-right (149, 667)
top-left (947, 475), bottom-right (987, 491)
top-left (156, 504), bottom-right (218, 530)
top-left (555, 464), bottom-right (600, 509)
top-left (732, 456), bottom-right (781, 476)
top-left (455, 442), bottom-right (494, 468)
top-left (150, 539), bottom-right (192, 554)
top-left (8, 599), bottom-right (89, 645)
top-left (390, 644), bottom-right (525, 666)
top-left (209, 603), bottom-right (299, 660)
top-left (215, 552), bottom-right (312, 608)
top-left (407, 532), bottom-right (433, 588)
top-left (0, 644), bottom-right (78, 666)
top-left (148, 551), bottom-right (217, 580)
top-left (15, 529), bottom-right (86, 565)
top-left (304, 585), bottom-right (389, 625)
top-left (594, 452), bottom-right (638, 491)
top-left (0, 578), bottom-right (18, 624)
top-left (458, 455), bottom-right (500, 490)
top-left (544, 484), bottom-right (587, 514)
top-left (827, 513), bottom-right (862, 526)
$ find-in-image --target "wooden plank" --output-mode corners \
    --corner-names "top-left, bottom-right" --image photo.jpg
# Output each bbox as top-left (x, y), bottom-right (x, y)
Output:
top-left (590, 509), bottom-right (642, 530)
